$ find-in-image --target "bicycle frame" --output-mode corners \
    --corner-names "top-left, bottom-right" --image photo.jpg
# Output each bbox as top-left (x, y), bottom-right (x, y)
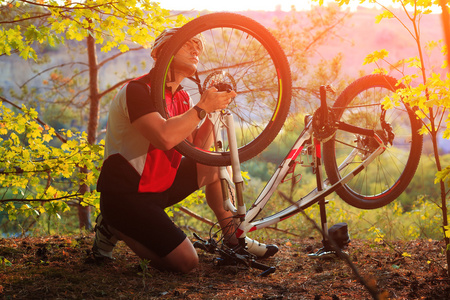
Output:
top-left (211, 97), bottom-right (387, 242)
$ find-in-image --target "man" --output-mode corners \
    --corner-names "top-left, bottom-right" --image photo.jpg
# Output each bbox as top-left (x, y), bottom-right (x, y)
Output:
top-left (92, 28), bottom-right (277, 273)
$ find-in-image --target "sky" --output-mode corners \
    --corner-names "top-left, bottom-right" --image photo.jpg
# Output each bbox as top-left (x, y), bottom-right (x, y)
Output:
top-left (157, 0), bottom-right (404, 12)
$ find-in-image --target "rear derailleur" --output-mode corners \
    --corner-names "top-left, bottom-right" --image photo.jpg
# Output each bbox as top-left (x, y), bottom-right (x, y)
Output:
top-left (193, 233), bottom-right (276, 277)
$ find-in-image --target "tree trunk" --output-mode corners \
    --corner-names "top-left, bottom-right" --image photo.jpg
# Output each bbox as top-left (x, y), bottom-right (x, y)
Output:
top-left (439, 0), bottom-right (450, 277)
top-left (430, 130), bottom-right (450, 277)
top-left (77, 32), bottom-right (100, 230)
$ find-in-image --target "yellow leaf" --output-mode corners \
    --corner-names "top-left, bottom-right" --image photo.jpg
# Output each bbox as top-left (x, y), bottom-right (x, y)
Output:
top-left (444, 226), bottom-right (450, 238)
top-left (364, 49), bottom-right (389, 65)
top-left (118, 44), bottom-right (129, 52)
top-left (61, 143), bottom-right (70, 151)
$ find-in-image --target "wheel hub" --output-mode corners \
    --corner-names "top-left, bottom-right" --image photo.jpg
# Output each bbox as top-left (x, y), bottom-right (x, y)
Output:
top-left (202, 70), bottom-right (237, 93)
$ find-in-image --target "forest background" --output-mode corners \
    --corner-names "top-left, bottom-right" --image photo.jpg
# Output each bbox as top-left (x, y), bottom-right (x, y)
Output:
top-left (1, 0), bottom-right (450, 298)
top-left (0, 0), bottom-right (449, 275)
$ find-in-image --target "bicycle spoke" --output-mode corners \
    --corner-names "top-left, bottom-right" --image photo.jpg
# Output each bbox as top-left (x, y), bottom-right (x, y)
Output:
top-left (179, 27), bottom-right (283, 153)
top-left (323, 74), bottom-right (422, 209)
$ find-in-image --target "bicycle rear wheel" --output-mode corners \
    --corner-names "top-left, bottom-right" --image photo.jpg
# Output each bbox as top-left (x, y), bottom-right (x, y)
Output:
top-left (152, 13), bottom-right (292, 166)
top-left (323, 74), bottom-right (423, 209)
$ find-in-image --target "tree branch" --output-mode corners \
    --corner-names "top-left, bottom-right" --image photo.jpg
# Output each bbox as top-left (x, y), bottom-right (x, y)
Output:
top-left (178, 205), bottom-right (302, 238)
top-left (97, 45), bottom-right (145, 69)
top-left (98, 79), bottom-right (131, 99)
top-left (179, 206), bottom-right (215, 227)
top-left (20, 62), bottom-right (88, 88)
top-left (0, 96), bottom-right (68, 143)
top-left (0, 194), bottom-right (83, 203)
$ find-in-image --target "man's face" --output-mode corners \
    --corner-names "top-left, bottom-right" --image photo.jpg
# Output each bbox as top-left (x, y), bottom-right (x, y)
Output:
top-left (172, 39), bottom-right (202, 78)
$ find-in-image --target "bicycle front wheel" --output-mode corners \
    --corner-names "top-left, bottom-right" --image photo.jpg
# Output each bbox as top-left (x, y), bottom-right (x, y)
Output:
top-left (152, 13), bottom-right (292, 166)
top-left (323, 74), bottom-right (423, 209)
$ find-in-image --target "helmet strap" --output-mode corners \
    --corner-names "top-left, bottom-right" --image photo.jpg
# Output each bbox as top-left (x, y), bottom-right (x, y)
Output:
top-left (188, 71), bottom-right (203, 94)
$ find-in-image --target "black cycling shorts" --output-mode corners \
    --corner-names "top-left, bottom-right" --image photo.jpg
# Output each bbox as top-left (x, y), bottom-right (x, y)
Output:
top-left (100, 156), bottom-right (199, 257)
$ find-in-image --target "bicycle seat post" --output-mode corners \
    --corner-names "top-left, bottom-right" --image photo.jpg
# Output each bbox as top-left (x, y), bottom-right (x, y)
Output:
top-left (319, 85), bottom-right (328, 123)
top-left (317, 86), bottom-right (329, 247)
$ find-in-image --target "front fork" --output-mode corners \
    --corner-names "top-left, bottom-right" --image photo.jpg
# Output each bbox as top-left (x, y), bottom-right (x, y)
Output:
top-left (211, 111), bottom-right (247, 244)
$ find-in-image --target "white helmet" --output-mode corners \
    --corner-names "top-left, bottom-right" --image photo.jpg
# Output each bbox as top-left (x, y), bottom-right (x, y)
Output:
top-left (151, 28), bottom-right (204, 59)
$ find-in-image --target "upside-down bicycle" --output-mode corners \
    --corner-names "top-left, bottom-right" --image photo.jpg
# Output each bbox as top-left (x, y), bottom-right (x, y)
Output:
top-left (151, 12), bottom-right (423, 275)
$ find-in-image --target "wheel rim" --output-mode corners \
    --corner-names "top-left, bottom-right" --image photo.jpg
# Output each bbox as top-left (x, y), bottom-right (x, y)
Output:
top-left (162, 25), bottom-right (286, 158)
top-left (332, 85), bottom-right (416, 199)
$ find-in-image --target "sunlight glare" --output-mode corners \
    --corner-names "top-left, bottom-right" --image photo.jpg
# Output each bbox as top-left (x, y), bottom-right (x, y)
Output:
top-left (158, 0), bottom-right (314, 12)
top-left (158, 0), bottom-right (442, 13)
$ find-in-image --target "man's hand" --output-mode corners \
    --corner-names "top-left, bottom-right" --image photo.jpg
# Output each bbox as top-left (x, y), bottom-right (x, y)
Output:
top-left (197, 86), bottom-right (236, 113)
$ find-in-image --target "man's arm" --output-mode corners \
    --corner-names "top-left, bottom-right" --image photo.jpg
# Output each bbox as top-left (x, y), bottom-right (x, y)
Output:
top-left (191, 118), bottom-right (214, 150)
top-left (132, 88), bottom-right (236, 151)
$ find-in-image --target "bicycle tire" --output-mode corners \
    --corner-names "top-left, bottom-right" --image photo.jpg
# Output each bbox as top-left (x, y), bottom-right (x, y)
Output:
top-left (323, 74), bottom-right (423, 209)
top-left (152, 12), bottom-right (292, 166)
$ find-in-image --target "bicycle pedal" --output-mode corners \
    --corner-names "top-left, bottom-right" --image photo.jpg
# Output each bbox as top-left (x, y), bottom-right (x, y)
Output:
top-left (307, 247), bottom-right (349, 260)
top-left (308, 247), bottom-right (337, 259)
top-left (193, 241), bottom-right (207, 250)
top-left (193, 240), bottom-right (216, 254)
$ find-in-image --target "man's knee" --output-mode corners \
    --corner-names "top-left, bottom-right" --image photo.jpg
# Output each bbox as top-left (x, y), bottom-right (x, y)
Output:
top-left (177, 254), bottom-right (199, 273)
top-left (164, 238), bottom-right (199, 273)
top-left (197, 164), bottom-right (221, 187)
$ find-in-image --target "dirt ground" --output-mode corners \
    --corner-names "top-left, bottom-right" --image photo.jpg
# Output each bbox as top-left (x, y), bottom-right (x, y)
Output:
top-left (0, 234), bottom-right (449, 299)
